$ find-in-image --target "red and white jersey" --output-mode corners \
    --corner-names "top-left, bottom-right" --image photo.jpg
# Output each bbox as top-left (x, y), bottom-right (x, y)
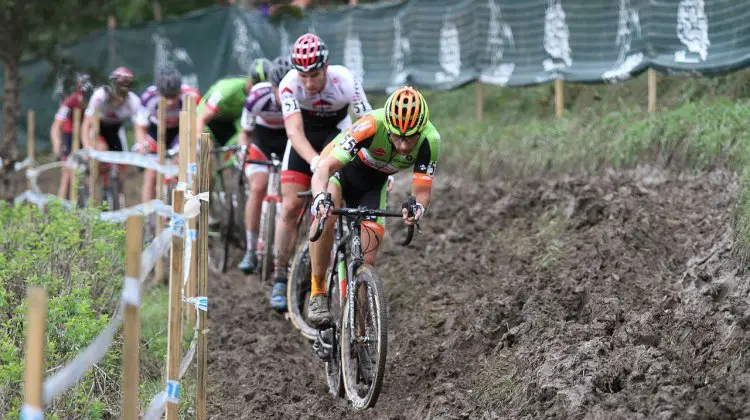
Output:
top-left (278, 65), bottom-right (371, 131)
top-left (84, 87), bottom-right (140, 125)
top-left (240, 82), bottom-right (284, 131)
top-left (55, 92), bottom-right (85, 134)
top-left (134, 84), bottom-right (201, 128)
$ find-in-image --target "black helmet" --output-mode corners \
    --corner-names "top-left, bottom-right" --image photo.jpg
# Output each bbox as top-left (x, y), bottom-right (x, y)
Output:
top-left (156, 66), bottom-right (182, 98)
top-left (78, 75), bottom-right (94, 102)
top-left (270, 55), bottom-right (293, 86)
top-left (248, 58), bottom-right (273, 84)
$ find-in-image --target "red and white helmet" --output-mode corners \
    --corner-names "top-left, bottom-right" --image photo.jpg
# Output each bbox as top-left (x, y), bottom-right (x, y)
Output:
top-left (291, 33), bottom-right (329, 72)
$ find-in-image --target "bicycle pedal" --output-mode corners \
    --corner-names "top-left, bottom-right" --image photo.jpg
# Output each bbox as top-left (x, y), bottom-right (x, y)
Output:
top-left (312, 329), bottom-right (334, 361)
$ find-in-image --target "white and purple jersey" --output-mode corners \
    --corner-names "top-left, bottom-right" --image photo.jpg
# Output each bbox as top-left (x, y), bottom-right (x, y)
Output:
top-left (134, 85), bottom-right (201, 128)
top-left (84, 87), bottom-right (140, 126)
top-left (240, 82), bottom-right (284, 131)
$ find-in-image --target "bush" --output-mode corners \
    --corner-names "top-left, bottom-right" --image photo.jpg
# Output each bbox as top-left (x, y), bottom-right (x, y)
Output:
top-left (0, 201), bottom-right (125, 418)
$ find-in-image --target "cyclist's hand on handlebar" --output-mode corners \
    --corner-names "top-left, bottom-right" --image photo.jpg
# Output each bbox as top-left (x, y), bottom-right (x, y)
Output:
top-left (402, 196), bottom-right (424, 226)
top-left (311, 192), bottom-right (333, 219)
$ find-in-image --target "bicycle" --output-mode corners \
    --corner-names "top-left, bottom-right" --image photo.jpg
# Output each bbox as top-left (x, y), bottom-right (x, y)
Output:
top-left (244, 152), bottom-right (283, 283)
top-left (71, 149), bottom-right (125, 211)
top-left (305, 192), bottom-right (416, 409)
top-left (208, 144), bottom-right (249, 274)
top-left (287, 177), bottom-right (396, 341)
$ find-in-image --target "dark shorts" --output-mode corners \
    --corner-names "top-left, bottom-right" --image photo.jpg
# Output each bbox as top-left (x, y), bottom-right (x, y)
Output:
top-left (98, 123), bottom-right (127, 152)
top-left (330, 163), bottom-right (390, 228)
top-left (146, 123), bottom-right (180, 154)
top-left (281, 126), bottom-right (341, 187)
top-left (60, 132), bottom-right (73, 160)
top-left (207, 117), bottom-right (238, 147)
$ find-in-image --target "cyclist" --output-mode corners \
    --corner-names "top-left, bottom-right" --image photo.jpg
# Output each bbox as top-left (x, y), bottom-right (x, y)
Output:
top-left (81, 67), bottom-right (141, 194)
top-left (307, 86), bottom-right (440, 327)
top-left (133, 66), bottom-right (201, 203)
top-left (50, 73), bottom-right (94, 199)
top-left (195, 58), bottom-right (273, 148)
top-left (237, 56), bottom-right (294, 274)
top-left (270, 33), bottom-right (372, 311)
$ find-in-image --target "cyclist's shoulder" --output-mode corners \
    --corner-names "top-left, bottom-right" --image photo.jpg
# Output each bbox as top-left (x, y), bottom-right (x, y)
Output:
top-left (278, 69), bottom-right (299, 93)
top-left (61, 92), bottom-right (82, 108)
top-left (180, 84), bottom-right (200, 97)
top-left (246, 82), bottom-right (274, 108)
top-left (140, 85), bottom-right (159, 104)
top-left (349, 109), bottom-right (384, 140)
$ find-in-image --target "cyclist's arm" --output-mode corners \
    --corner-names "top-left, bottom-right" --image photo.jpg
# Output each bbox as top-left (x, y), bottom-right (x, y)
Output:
top-left (81, 116), bottom-right (94, 149)
top-left (195, 107), bottom-right (216, 139)
top-left (82, 89), bottom-right (105, 149)
top-left (195, 88), bottom-right (223, 140)
top-left (50, 119), bottom-right (63, 157)
top-left (238, 103), bottom-right (255, 148)
top-left (133, 101), bottom-right (150, 149)
top-left (311, 148), bottom-right (345, 197)
top-left (284, 113), bottom-right (318, 164)
top-left (411, 132), bottom-right (440, 213)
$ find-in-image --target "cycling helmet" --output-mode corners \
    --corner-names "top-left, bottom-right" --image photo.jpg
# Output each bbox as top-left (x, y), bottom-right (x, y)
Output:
top-left (76, 73), bottom-right (92, 90)
top-left (270, 55), bottom-right (293, 86)
top-left (248, 58), bottom-right (273, 84)
top-left (291, 33), bottom-right (329, 72)
top-left (156, 66), bottom-right (182, 98)
top-left (108, 67), bottom-right (134, 97)
top-left (384, 86), bottom-right (429, 137)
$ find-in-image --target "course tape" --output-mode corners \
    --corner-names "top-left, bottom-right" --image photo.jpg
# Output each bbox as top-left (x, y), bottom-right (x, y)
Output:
top-left (42, 226), bottom-right (173, 405)
top-left (85, 150), bottom-right (179, 177)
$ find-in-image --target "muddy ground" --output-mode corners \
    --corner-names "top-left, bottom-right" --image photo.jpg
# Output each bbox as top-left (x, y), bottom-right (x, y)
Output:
top-left (25, 161), bottom-right (750, 418)
top-left (196, 165), bottom-right (750, 420)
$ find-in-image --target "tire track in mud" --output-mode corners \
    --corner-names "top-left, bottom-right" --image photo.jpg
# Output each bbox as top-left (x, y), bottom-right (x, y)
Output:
top-left (201, 166), bottom-right (748, 419)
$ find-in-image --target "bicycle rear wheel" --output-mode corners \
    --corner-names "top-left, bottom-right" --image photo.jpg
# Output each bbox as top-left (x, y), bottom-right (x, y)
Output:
top-left (340, 264), bottom-right (387, 409)
top-left (208, 189), bottom-right (232, 274)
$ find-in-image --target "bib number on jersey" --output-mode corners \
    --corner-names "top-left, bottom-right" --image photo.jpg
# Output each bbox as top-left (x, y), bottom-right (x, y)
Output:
top-left (282, 97), bottom-right (300, 113)
top-left (338, 133), bottom-right (357, 153)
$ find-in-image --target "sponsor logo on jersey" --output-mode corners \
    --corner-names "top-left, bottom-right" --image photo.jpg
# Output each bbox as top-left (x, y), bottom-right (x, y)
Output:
top-left (352, 120), bottom-right (371, 133)
top-left (281, 87), bottom-right (293, 95)
top-left (372, 148), bottom-right (386, 157)
top-left (312, 98), bottom-right (333, 108)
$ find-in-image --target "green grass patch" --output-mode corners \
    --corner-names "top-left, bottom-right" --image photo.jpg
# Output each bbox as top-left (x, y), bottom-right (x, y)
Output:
top-left (0, 201), bottom-right (193, 418)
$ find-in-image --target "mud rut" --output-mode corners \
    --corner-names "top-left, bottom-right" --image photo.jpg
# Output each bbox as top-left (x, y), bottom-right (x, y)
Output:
top-left (34, 165), bottom-right (749, 418)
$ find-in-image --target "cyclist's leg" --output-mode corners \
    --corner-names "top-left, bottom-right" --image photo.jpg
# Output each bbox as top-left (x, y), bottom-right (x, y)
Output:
top-left (240, 142), bottom-right (270, 269)
top-left (94, 123), bottom-right (117, 190)
top-left (58, 132), bottom-right (73, 199)
top-left (309, 172), bottom-right (343, 298)
top-left (358, 179), bottom-right (389, 266)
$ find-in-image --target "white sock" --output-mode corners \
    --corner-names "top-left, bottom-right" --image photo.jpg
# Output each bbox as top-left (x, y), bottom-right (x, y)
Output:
top-left (246, 231), bottom-right (258, 252)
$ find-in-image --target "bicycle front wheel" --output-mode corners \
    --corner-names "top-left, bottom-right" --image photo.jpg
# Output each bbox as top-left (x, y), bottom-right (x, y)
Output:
top-left (287, 242), bottom-right (317, 341)
top-left (340, 264), bottom-right (388, 409)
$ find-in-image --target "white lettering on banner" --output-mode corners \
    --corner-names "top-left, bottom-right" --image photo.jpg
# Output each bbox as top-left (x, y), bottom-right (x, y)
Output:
top-left (279, 24), bottom-right (292, 57)
top-left (344, 15), bottom-right (365, 84)
top-left (542, 0), bottom-right (572, 74)
top-left (152, 33), bottom-right (199, 88)
top-left (436, 16), bottom-right (462, 83)
top-left (481, 0), bottom-right (515, 86)
top-left (388, 14), bottom-right (410, 92)
top-left (675, 0), bottom-right (710, 63)
top-left (603, 0), bottom-right (643, 82)
top-left (233, 17), bottom-right (262, 72)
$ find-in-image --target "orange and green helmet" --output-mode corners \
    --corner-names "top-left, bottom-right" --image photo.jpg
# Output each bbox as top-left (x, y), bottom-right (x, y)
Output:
top-left (384, 86), bottom-right (429, 137)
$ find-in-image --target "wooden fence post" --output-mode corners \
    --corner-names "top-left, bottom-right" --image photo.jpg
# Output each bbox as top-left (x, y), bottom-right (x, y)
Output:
top-left (166, 189), bottom-right (185, 420)
top-left (555, 79), bottom-right (564, 118)
top-left (90, 110), bottom-right (101, 207)
top-left (196, 133), bottom-right (211, 420)
top-left (26, 110), bottom-right (35, 191)
top-left (648, 68), bottom-right (657, 113)
top-left (475, 81), bottom-right (484, 122)
top-left (186, 96), bottom-right (199, 327)
top-left (22, 286), bottom-right (47, 419)
top-left (122, 216), bottom-right (143, 420)
top-left (155, 97), bottom-right (167, 284)
top-left (70, 109), bottom-right (81, 206)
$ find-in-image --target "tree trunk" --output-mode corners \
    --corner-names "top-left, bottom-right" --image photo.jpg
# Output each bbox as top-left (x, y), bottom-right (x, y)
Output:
top-left (1, 56), bottom-right (20, 168)
top-left (0, 54), bottom-right (23, 201)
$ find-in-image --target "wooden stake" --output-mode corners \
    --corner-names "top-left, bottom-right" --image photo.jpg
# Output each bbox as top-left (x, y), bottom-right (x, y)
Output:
top-left (648, 68), bottom-right (657, 114)
top-left (555, 79), bottom-right (564, 118)
top-left (26, 110), bottom-right (35, 191)
top-left (90, 110), bottom-right (101, 207)
top-left (70, 108), bottom-right (82, 206)
top-left (27, 110), bottom-right (35, 163)
top-left (197, 133), bottom-right (211, 420)
top-left (122, 216), bottom-right (143, 420)
top-left (22, 287), bottom-right (47, 418)
top-left (475, 80), bottom-right (484, 122)
top-left (186, 96), bottom-right (198, 327)
top-left (166, 189), bottom-right (185, 420)
top-left (155, 97), bottom-right (167, 284)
